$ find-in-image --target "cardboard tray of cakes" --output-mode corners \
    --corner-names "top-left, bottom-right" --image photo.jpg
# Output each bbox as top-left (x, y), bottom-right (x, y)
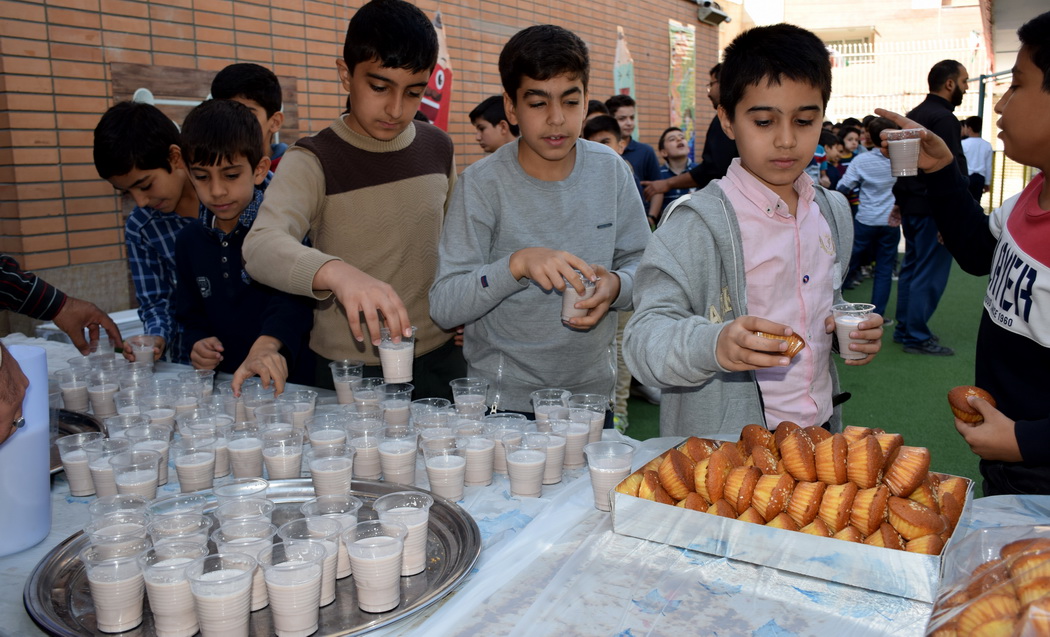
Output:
top-left (611, 423), bottom-right (973, 603)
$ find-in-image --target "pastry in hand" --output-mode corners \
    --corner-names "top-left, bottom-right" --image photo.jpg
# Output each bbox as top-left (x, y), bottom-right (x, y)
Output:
top-left (754, 330), bottom-right (806, 358)
top-left (947, 385), bottom-right (996, 423)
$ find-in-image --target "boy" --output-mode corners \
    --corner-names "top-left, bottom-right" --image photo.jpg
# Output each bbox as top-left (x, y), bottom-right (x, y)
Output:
top-left (93, 101), bottom-right (199, 365)
top-left (624, 23), bottom-right (884, 438)
top-left (582, 115), bottom-right (648, 209)
top-left (877, 11), bottom-right (1050, 495)
top-left (469, 95), bottom-right (518, 154)
top-left (211, 63), bottom-right (287, 170)
top-left (429, 24), bottom-right (650, 415)
top-left (647, 127), bottom-right (697, 224)
top-left (820, 129), bottom-right (845, 189)
top-left (174, 100), bottom-right (314, 393)
top-left (837, 117), bottom-right (901, 317)
top-left (242, 0), bottom-right (463, 400)
top-left (605, 94), bottom-right (661, 184)
top-left (585, 99), bottom-right (610, 122)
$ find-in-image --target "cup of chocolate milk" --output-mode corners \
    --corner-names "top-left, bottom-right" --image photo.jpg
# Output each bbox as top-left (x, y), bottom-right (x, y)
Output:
top-left (832, 302), bottom-right (875, 360)
top-left (342, 519), bottom-right (409, 613)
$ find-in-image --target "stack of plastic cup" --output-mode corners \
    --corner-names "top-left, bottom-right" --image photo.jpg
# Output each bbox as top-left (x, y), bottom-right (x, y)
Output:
top-left (213, 477), bottom-right (269, 505)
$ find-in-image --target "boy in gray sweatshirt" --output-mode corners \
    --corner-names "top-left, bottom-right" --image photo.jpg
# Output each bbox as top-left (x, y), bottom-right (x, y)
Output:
top-left (429, 25), bottom-right (650, 414)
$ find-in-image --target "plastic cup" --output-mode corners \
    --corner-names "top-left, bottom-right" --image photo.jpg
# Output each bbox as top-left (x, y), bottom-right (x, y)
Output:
top-left (561, 269), bottom-right (596, 326)
top-left (118, 366), bottom-right (154, 391)
top-left (185, 553), bottom-right (256, 637)
top-left (449, 377), bottom-right (489, 407)
top-left (884, 128), bottom-right (923, 177)
top-left (379, 427), bottom-right (419, 486)
top-left (276, 390), bottom-right (318, 431)
top-left (454, 400), bottom-right (488, 422)
top-left (254, 402), bottom-right (294, 429)
top-left (262, 428), bottom-right (304, 480)
top-left (146, 513), bottom-right (213, 549)
top-left (79, 539), bottom-right (150, 633)
top-left (373, 491), bottom-right (434, 576)
top-left (84, 437), bottom-right (133, 498)
top-left (228, 425), bottom-right (264, 479)
top-left (259, 542), bottom-right (326, 636)
top-left (88, 370), bottom-right (121, 418)
top-left (456, 425), bottom-right (495, 487)
top-left (110, 449), bottom-right (162, 499)
top-left (211, 520), bottom-right (278, 612)
top-left (568, 394), bottom-right (607, 443)
top-left (532, 388), bottom-right (571, 427)
top-left (423, 440), bottom-right (466, 501)
top-left (306, 444), bottom-right (355, 497)
top-left (146, 493), bottom-right (208, 520)
top-left (410, 397), bottom-right (452, 421)
top-left (328, 359), bottom-right (364, 404)
top-left (277, 516), bottom-right (342, 607)
top-left (174, 438), bottom-right (216, 493)
top-left (300, 494), bottom-right (364, 579)
top-left (351, 378), bottom-right (385, 407)
top-left (56, 368), bottom-right (90, 412)
top-left (347, 422), bottom-right (383, 480)
top-left (833, 302), bottom-right (876, 360)
top-left (125, 424), bottom-right (171, 486)
top-left (88, 494), bottom-right (150, 522)
top-left (541, 423), bottom-right (567, 485)
top-left (56, 431), bottom-right (104, 496)
top-left (306, 414), bottom-right (349, 450)
top-left (179, 369), bottom-right (215, 398)
top-left (584, 441), bottom-right (635, 511)
top-left (342, 519), bottom-right (408, 613)
top-left (126, 334), bottom-right (162, 367)
top-left (379, 326), bottom-right (416, 383)
top-left (504, 432), bottom-right (548, 498)
top-left (85, 512), bottom-right (149, 559)
top-left (213, 477), bottom-right (269, 505)
top-left (482, 414), bottom-right (528, 474)
top-left (381, 383), bottom-right (413, 426)
top-left (138, 542), bottom-right (210, 637)
top-left (555, 417), bottom-right (590, 469)
top-left (214, 498), bottom-right (275, 527)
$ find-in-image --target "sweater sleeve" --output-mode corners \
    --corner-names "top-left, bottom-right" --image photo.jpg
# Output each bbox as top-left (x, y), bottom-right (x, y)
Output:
top-left (242, 149), bottom-right (341, 299)
top-left (924, 163), bottom-right (999, 276)
top-left (0, 254), bottom-right (67, 319)
top-left (173, 229), bottom-right (211, 350)
top-left (1015, 418), bottom-right (1050, 464)
top-left (623, 220), bottom-right (728, 388)
top-left (609, 161), bottom-right (652, 310)
top-left (428, 170), bottom-right (529, 329)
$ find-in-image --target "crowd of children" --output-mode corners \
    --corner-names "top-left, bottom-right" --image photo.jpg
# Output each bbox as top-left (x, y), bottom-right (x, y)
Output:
top-left (83, 0), bottom-right (1049, 496)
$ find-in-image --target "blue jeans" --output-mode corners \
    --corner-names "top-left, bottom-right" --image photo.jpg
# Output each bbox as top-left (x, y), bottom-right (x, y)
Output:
top-left (849, 221), bottom-right (900, 317)
top-left (894, 215), bottom-right (953, 345)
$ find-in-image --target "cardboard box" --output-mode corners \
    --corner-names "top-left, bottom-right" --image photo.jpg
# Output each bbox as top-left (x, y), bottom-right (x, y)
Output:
top-left (611, 440), bottom-right (973, 602)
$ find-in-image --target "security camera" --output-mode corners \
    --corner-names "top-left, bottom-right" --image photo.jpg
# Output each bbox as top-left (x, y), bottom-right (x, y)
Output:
top-left (697, 0), bottom-right (731, 26)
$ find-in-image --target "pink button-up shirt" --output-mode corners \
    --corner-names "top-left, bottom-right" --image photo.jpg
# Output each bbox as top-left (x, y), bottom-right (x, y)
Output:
top-left (718, 159), bottom-right (837, 429)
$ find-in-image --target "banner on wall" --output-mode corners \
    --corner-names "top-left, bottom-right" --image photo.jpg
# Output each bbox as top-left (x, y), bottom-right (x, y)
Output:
top-left (420, 11), bottom-right (453, 130)
top-left (667, 20), bottom-right (697, 162)
top-left (613, 26), bottom-right (638, 141)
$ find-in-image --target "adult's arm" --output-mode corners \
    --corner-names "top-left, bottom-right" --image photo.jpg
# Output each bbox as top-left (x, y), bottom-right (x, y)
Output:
top-left (0, 254), bottom-right (67, 318)
top-left (0, 341), bottom-right (29, 446)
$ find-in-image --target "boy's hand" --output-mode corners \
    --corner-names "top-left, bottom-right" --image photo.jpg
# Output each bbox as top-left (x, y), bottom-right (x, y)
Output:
top-left (124, 335), bottom-right (165, 363)
top-left (232, 336), bottom-right (288, 398)
top-left (314, 260), bottom-right (411, 346)
top-left (826, 312), bottom-right (884, 365)
top-left (509, 248), bottom-right (597, 292)
top-left (954, 396), bottom-right (1022, 462)
top-left (873, 109), bottom-right (955, 173)
top-left (564, 267), bottom-right (620, 330)
top-left (191, 337), bottom-right (224, 370)
top-left (715, 316), bottom-right (796, 371)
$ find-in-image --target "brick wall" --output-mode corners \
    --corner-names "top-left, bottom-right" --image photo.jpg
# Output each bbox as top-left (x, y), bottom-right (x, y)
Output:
top-left (0, 0), bottom-right (717, 334)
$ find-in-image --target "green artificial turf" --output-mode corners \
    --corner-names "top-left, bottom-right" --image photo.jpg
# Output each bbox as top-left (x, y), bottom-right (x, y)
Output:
top-left (623, 260), bottom-right (986, 486)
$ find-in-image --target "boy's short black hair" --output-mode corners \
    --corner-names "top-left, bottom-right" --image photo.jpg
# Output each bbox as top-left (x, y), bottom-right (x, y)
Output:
top-left (963, 115), bottom-right (982, 131)
top-left (865, 117), bottom-right (898, 145)
top-left (710, 63), bottom-right (722, 78)
top-left (818, 129), bottom-right (841, 149)
top-left (587, 99), bottom-right (610, 117)
top-left (928, 60), bottom-right (963, 93)
top-left (605, 94), bottom-right (635, 114)
top-left (838, 126), bottom-right (861, 145)
top-left (469, 95), bottom-right (519, 136)
top-left (657, 127), bottom-right (683, 152)
top-left (93, 101), bottom-right (181, 179)
top-left (583, 115), bottom-right (621, 141)
top-left (1018, 11), bottom-right (1050, 91)
top-left (840, 116), bottom-right (862, 127)
top-left (718, 23), bottom-right (832, 121)
top-left (180, 99), bottom-right (264, 170)
top-left (343, 0), bottom-right (437, 75)
top-left (499, 25), bottom-right (589, 102)
top-left (210, 63), bottom-right (283, 118)
top-left (861, 114), bottom-right (875, 126)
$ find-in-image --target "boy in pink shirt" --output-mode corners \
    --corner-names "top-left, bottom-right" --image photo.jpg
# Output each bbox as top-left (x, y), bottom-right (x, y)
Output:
top-left (624, 23), bottom-right (884, 437)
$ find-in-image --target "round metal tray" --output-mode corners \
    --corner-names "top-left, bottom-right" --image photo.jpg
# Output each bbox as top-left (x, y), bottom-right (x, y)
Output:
top-left (24, 479), bottom-right (482, 636)
top-left (50, 410), bottom-right (103, 475)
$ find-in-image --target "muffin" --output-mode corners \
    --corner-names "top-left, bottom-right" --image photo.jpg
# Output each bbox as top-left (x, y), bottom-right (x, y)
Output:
top-left (658, 448), bottom-right (696, 501)
top-left (818, 482), bottom-right (859, 533)
top-left (787, 481), bottom-right (826, 528)
top-left (780, 430), bottom-right (817, 482)
top-left (883, 446), bottom-right (931, 497)
top-left (850, 485), bottom-right (890, 537)
top-left (752, 473), bottom-right (796, 522)
top-left (815, 433), bottom-right (849, 485)
top-left (847, 436), bottom-right (885, 489)
top-left (723, 465), bottom-right (762, 514)
top-left (888, 496), bottom-right (946, 540)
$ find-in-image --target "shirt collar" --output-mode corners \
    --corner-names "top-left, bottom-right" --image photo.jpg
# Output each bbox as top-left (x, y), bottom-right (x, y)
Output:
top-left (198, 173), bottom-right (270, 237)
top-left (723, 158), bottom-right (816, 218)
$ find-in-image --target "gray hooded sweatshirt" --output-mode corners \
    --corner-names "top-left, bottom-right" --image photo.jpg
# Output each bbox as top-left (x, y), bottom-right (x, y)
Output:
top-left (623, 181), bottom-right (852, 438)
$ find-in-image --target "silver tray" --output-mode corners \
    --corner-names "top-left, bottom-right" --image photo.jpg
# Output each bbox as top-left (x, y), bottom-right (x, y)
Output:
top-left (24, 479), bottom-right (482, 636)
top-left (50, 410), bottom-right (103, 475)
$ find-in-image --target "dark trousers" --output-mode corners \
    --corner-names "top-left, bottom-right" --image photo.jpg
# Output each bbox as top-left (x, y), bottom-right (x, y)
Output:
top-left (894, 215), bottom-right (953, 346)
top-left (848, 221), bottom-right (900, 317)
top-left (313, 338), bottom-right (467, 402)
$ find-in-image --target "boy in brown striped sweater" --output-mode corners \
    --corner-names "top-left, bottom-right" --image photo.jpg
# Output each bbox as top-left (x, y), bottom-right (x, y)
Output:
top-left (243, 0), bottom-right (465, 398)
